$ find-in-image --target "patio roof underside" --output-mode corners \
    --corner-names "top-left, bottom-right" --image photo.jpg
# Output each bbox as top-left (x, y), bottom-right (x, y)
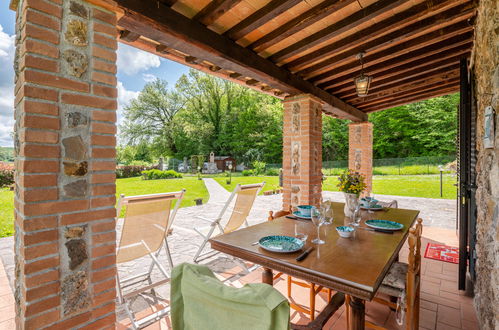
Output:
top-left (93, 0), bottom-right (475, 121)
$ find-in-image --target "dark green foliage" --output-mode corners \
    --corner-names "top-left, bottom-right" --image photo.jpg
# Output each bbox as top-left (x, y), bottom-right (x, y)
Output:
top-left (116, 164), bottom-right (159, 178)
top-left (369, 94), bottom-right (458, 158)
top-left (141, 169), bottom-right (182, 180)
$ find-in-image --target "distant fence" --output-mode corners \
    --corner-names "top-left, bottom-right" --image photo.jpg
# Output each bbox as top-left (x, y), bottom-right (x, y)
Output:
top-left (266, 155), bottom-right (456, 176)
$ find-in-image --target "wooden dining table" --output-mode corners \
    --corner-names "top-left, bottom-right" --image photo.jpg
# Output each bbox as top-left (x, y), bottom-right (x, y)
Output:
top-left (209, 202), bottom-right (420, 330)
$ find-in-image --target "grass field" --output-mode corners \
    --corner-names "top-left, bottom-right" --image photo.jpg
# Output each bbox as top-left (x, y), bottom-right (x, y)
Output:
top-left (0, 177), bottom-right (209, 238)
top-left (0, 174), bottom-right (457, 238)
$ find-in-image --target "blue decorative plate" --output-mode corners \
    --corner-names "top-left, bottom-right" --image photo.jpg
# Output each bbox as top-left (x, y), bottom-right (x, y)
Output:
top-left (293, 211), bottom-right (312, 220)
top-left (365, 219), bottom-right (404, 231)
top-left (259, 235), bottom-right (305, 253)
top-left (361, 204), bottom-right (384, 211)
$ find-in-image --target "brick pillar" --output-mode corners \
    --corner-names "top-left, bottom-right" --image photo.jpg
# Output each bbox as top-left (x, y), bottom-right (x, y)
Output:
top-left (348, 122), bottom-right (373, 194)
top-left (282, 94), bottom-right (323, 210)
top-left (13, 0), bottom-right (118, 328)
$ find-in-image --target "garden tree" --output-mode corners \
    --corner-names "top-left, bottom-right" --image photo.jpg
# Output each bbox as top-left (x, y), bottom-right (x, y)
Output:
top-left (120, 79), bottom-right (185, 155)
top-left (369, 93), bottom-right (459, 158)
top-left (174, 70), bottom-right (283, 163)
top-left (322, 115), bottom-right (349, 161)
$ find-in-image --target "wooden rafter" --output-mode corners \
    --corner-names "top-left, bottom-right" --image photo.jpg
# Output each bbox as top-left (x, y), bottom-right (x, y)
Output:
top-left (193, 0), bottom-right (243, 26)
top-left (353, 76), bottom-right (461, 107)
top-left (326, 43), bottom-right (471, 93)
top-left (363, 86), bottom-right (460, 112)
top-left (290, 0), bottom-right (472, 74)
top-left (314, 33), bottom-right (472, 87)
top-left (224, 0), bottom-right (302, 41)
top-left (317, 21), bottom-right (473, 90)
top-left (249, 0), bottom-right (357, 52)
top-left (335, 62), bottom-right (461, 98)
top-left (116, 0), bottom-right (367, 121)
top-left (269, 0), bottom-right (410, 64)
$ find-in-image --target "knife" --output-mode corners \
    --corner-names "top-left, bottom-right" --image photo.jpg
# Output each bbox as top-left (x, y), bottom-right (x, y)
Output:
top-left (296, 247), bottom-right (314, 261)
top-left (357, 227), bottom-right (394, 234)
top-left (285, 215), bottom-right (298, 220)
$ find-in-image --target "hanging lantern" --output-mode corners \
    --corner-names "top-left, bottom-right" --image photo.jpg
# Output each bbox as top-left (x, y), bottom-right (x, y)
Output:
top-left (354, 52), bottom-right (372, 97)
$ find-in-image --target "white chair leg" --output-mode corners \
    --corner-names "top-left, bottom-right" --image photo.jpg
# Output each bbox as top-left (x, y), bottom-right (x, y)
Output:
top-left (163, 238), bottom-right (174, 270)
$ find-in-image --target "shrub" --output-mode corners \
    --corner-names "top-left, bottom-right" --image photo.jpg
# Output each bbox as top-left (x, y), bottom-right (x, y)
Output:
top-left (264, 168), bottom-right (280, 176)
top-left (117, 164), bottom-right (159, 178)
top-left (0, 162), bottom-right (14, 188)
top-left (242, 169), bottom-right (253, 176)
top-left (252, 161), bottom-right (266, 176)
top-left (142, 169), bottom-right (182, 180)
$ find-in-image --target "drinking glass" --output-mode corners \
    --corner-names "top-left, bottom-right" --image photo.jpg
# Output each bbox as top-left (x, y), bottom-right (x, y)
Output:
top-left (321, 201), bottom-right (333, 225)
top-left (294, 223), bottom-right (308, 242)
top-left (351, 205), bottom-right (362, 227)
top-left (310, 207), bottom-right (325, 244)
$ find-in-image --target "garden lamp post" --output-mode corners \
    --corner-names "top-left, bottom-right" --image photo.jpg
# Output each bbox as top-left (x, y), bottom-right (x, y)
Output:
top-left (198, 166), bottom-right (201, 180)
top-left (228, 164), bottom-right (233, 185)
top-left (438, 165), bottom-right (444, 197)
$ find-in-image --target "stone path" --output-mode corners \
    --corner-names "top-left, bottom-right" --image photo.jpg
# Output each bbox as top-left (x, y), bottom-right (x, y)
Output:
top-left (202, 178), bottom-right (230, 204)
top-left (0, 179), bottom-right (459, 326)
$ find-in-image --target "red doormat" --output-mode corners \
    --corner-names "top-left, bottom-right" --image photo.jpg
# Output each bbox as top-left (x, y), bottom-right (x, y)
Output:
top-left (424, 243), bottom-right (459, 264)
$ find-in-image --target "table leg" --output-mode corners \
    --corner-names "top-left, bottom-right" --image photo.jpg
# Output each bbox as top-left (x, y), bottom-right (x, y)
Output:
top-left (262, 267), bottom-right (273, 285)
top-left (348, 296), bottom-right (365, 330)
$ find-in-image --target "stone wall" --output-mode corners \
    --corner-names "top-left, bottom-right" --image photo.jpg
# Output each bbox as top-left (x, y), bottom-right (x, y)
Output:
top-left (282, 94), bottom-right (323, 209)
top-left (13, 0), bottom-right (118, 328)
top-left (348, 122), bottom-right (373, 194)
top-left (471, 0), bottom-right (499, 329)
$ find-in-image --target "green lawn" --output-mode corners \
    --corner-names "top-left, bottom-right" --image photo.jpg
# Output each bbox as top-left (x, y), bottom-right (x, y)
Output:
top-left (323, 174), bottom-right (457, 199)
top-left (0, 177), bottom-right (209, 238)
top-left (0, 188), bottom-right (14, 238)
top-left (213, 176), bottom-right (280, 195)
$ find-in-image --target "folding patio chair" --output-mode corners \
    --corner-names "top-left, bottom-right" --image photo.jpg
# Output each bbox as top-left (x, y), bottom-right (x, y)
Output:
top-left (116, 190), bottom-right (185, 329)
top-left (192, 182), bottom-right (265, 264)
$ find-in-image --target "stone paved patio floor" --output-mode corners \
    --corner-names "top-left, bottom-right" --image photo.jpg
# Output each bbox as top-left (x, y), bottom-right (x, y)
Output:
top-left (0, 180), bottom-right (470, 329)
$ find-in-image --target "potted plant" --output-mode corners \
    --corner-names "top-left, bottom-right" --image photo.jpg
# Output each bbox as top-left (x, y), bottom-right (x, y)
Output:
top-left (337, 170), bottom-right (367, 217)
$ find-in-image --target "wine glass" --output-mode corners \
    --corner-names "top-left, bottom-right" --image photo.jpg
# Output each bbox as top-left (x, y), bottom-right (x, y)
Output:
top-left (311, 207), bottom-right (325, 244)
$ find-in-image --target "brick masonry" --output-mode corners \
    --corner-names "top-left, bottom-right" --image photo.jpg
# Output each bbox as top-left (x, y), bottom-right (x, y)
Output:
top-left (348, 122), bottom-right (373, 194)
top-left (282, 94), bottom-right (323, 209)
top-left (13, 0), bottom-right (118, 328)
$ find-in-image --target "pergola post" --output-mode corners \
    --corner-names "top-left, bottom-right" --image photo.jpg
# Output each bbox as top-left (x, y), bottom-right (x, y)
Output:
top-left (282, 94), bottom-right (323, 210)
top-left (348, 122), bottom-right (373, 194)
top-left (13, 0), bottom-right (118, 328)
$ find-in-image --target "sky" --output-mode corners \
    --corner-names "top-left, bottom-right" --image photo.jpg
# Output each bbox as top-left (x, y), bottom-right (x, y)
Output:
top-left (0, 3), bottom-right (190, 147)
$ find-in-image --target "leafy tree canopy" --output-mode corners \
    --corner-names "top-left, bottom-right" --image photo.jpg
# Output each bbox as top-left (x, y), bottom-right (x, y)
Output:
top-left (118, 69), bottom-right (458, 165)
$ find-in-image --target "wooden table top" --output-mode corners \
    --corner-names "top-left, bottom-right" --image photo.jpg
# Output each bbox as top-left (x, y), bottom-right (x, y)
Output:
top-left (210, 202), bottom-right (420, 300)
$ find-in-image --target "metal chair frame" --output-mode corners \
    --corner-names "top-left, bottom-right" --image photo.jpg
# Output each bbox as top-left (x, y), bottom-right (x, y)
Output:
top-left (192, 182), bottom-right (264, 264)
top-left (116, 190), bottom-right (185, 329)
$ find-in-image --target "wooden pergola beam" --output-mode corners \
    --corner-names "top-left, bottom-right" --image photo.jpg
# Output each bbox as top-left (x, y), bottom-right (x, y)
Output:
top-left (293, 0), bottom-right (472, 75)
top-left (318, 21), bottom-right (473, 90)
top-left (292, 2), bottom-right (475, 74)
top-left (363, 86), bottom-right (460, 112)
top-left (117, 0), bottom-right (367, 121)
top-left (353, 77), bottom-right (460, 107)
top-left (224, 0), bottom-right (302, 41)
top-left (326, 44), bottom-right (471, 93)
top-left (336, 62), bottom-right (461, 99)
top-left (249, 0), bottom-right (357, 52)
top-left (269, 0), bottom-right (410, 64)
top-left (314, 34), bottom-right (472, 87)
top-left (193, 0), bottom-right (243, 26)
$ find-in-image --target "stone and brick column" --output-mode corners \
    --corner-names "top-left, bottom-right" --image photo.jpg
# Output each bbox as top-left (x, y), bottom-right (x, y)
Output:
top-left (282, 94), bottom-right (323, 210)
top-left (13, 0), bottom-right (118, 328)
top-left (348, 122), bottom-right (373, 194)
